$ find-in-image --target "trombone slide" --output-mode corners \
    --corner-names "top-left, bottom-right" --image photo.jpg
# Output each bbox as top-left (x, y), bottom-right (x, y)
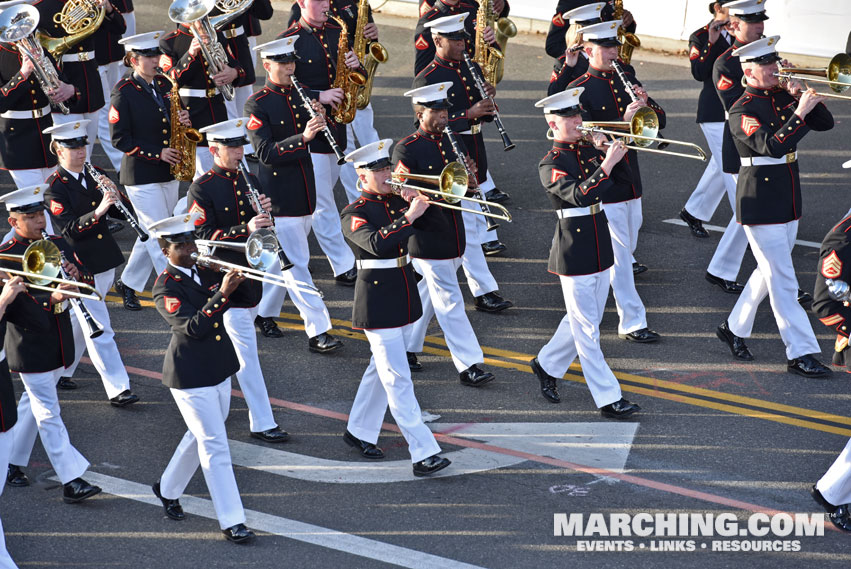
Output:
top-left (191, 252), bottom-right (323, 297)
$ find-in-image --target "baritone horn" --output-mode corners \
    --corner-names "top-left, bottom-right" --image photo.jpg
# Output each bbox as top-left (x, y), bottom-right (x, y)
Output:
top-left (388, 162), bottom-right (512, 223)
top-left (775, 53), bottom-right (851, 100)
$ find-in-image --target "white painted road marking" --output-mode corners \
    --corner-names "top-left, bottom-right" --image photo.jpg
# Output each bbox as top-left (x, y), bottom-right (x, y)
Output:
top-left (66, 472), bottom-right (488, 569)
top-left (230, 422), bottom-right (639, 484)
top-left (663, 218), bottom-right (821, 248)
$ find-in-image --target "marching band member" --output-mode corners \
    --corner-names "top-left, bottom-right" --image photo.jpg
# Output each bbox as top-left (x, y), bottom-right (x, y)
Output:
top-left (42, 119), bottom-right (138, 407)
top-left (110, 31), bottom-right (191, 310)
top-left (244, 36), bottom-right (342, 352)
top-left (568, 19), bottom-right (662, 343)
top-left (150, 211), bottom-right (255, 544)
top-left (340, 139), bottom-right (451, 476)
top-left (187, 118), bottom-right (289, 442)
top-left (530, 89), bottom-right (640, 419)
top-left (392, 82), bottom-right (497, 386)
top-left (159, 14), bottom-right (245, 179)
top-left (277, 0), bottom-right (358, 285)
top-left (36, 0), bottom-right (126, 161)
top-left (0, 186), bottom-right (101, 504)
top-left (94, 1), bottom-right (132, 172)
top-left (546, 3), bottom-right (603, 97)
top-left (715, 36), bottom-right (831, 377)
top-left (545, 0), bottom-right (635, 60)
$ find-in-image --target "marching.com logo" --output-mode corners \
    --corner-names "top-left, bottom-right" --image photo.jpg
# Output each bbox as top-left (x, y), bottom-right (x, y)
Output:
top-left (554, 512), bottom-right (825, 552)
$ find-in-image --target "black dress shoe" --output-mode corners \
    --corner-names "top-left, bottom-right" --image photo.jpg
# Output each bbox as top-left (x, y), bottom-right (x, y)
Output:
top-left (57, 377), bottom-right (78, 390)
top-left (618, 328), bottom-right (660, 343)
top-left (335, 267), bottom-right (357, 286)
top-left (632, 262), bottom-right (648, 275)
top-left (63, 477), bottom-right (101, 503)
top-left (308, 332), bottom-right (342, 354)
top-left (787, 354), bottom-right (831, 378)
top-left (250, 427), bottom-right (290, 443)
top-left (716, 321), bottom-right (753, 361)
top-left (484, 188), bottom-right (510, 203)
top-left (798, 289), bottom-right (813, 308)
top-left (244, 152), bottom-right (259, 163)
top-left (459, 364), bottom-right (494, 387)
top-left (343, 430), bottom-right (384, 459)
top-left (412, 454), bottom-right (451, 477)
top-left (114, 279), bottom-right (142, 311)
top-left (600, 398), bottom-right (641, 419)
top-left (109, 389), bottom-right (139, 407)
top-left (481, 240), bottom-right (507, 256)
top-left (152, 481), bottom-right (185, 520)
top-left (474, 291), bottom-right (513, 312)
top-left (679, 208), bottom-right (709, 238)
top-left (255, 316), bottom-right (284, 338)
top-left (530, 358), bottom-right (560, 403)
top-left (6, 464), bottom-right (29, 487)
top-left (705, 272), bottom-right (744, 294)
top-left (811, 485), bottom-right (851, 532)
top-left (107, 219), bottom-right (124, 234)
top-left (222, 523), bottom-right (255, 543)
top-left (407, 352), bottom-right (423, 372)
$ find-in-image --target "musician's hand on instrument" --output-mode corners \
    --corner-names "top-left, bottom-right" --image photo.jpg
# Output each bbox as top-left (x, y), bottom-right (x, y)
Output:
top-left (468, 98), bottom-right (495, 119)
top-left (591, 132), bottom-right (609, 150)
top-left (248, 214), bottom-right (272, 232)
top-left (398, 187), bottom-right (420, 202)
top-left (95, 0), bottom-right (113, 13)
top-left (493, 0), bottom-right (505, 13)
top-left (483, 82), bottom-right (496, 98)
top-left (319, 88), bottom-right (345, 108)
top-left (48, 82), bottom-right (75, 103)
top-left (221, 269), bottom-right (246, 296)
top-left (213, 66), bottom-right (237, 87)
top-left (483, 26), bottom-right (496, 45)
top-left (303, 115), bottom-right (325, 141)
top-left (94, 191), bottom-right (118, 219)
top-left (177, 109), bottom-right (191, 126)
top-left (51, 282), bottom-right (79, 304)
top-left (19, 56), bottom-right (34, 79)
top-left (0, 276), bottom-right (26, 306)
top-left (188, 37), bottom-right (202, 57)
top-left (404, 195), bottom-right (430, 221)
top-left (601, 139), bottom-right (628, 174)
top-left (61, 261), bottom-right (80, 282)
top-left (160, 147), bottom-right (181, 165)
top-left (623, 100), bottom-right (647, 121)
top-left (256, 194), bottom-right (272, 213)
top-left (363, 22), bottom-right (379, 40)
top-left (795, 88), bottom-right (826, 118)
top-left (344, 50), bottom-right (360, 70)
top-left (632, 85), bottom-right (649, 104)
top-left (564, 46), bottom-right (580, 67)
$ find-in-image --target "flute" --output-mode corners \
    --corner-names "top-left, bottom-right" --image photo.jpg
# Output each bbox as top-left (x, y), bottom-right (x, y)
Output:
top-left (290, 78), bottom-right (347, 165)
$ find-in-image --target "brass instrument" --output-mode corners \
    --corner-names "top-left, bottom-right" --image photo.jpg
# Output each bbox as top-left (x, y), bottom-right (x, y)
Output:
top-left (388, 162), bottom-right (512, 222)
top-left (329, 13), bottom-right (365, 124)
top-left (42, 231), bottom-right (104, 337)
top-left (775, 53), bottom-right (851, 100)
top-left (0, 240), bottom-right (102, 301)
top-left (473, 0), bottom-right (503, 86)
top-left (168, 0), bottom-right (235, 101)
top-left (84, 163), bottom-right (149, 241)
top-left (236, 159), bottom-right (293, 271)
top-left (0, 5), bottom-right (69, 114)
top-left (164, 73), bottom-right (202, 182)
top-left (36, 0), bottom-right (105, 59)
top-left (613, 0), bottom-right (639, 65)
top-left (493, 13), bottom-right (516, 83)
top-left (210, 0), bottom-right (254, 30)
top-left (354, 0), bottom-right (388, 110)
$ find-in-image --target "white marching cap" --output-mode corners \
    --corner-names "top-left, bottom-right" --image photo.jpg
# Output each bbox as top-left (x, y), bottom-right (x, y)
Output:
top-left (118, 30), bottom-right (164, 54)
top-left (149, 212), bottom-right (202, 239)
top-left (403, 82), bottom-right (453, 106)
top-left (199, 118), bottom-right (249, 146)
top-left (0, 185), bottom-right (46, 213)
top-left (727, 0), bottom-right (769, 18)
top-left (345, 139), bottom-right (394, 170)
top-left (563, 2), bottom-right (604, 24)
top-left (732, 35), bottom-right (780, 63)
top-left (580, 20), bottom-right (622, 45)
top-left (254, 36), bottom-right (298, 60)
top-left (535, 87), bottom-right (585, 115)
top-left (424, 13), bottom-right (469, 38)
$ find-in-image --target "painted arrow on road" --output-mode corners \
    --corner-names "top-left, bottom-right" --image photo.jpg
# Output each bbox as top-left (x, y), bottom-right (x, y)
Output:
top-left (229, 422), bottom-right (639, 483)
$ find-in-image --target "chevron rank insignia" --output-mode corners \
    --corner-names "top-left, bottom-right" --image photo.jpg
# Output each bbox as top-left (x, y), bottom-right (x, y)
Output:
top-left (822, 250), bottom-right (843, 279)
top-left (741, 115), bottom-right (761, 137)
top-left (350, 216), bottom-right (367, 232)
top-left (716, 74), bottom-right (734, 91)
top-left (188, 201), bottom-right (206, 225)
top-left (820, 314), bottom-right (845, 327)
top-left (689, 46), bottom-right (700, 60)
top-left (551, 168), bottom-right (568, 184)
top-left (552, 13), bottom-right (565, 27)
top-left (247, 114), bottom-right (263, 131)
top-left (163, 296), bottom-right (180, 314)
top-left (108, 106), bottom-right (119, 124)
top-left (415, 35), bottom-right (429, 51)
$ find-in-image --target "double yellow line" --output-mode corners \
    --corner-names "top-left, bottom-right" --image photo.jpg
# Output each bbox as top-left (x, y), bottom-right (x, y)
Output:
top-left (107, 292), bottom-right (851, 438)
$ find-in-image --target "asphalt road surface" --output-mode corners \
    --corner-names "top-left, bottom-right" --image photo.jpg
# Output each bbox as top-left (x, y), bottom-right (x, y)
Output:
top-left (3, 5), bottom-right (851, 568)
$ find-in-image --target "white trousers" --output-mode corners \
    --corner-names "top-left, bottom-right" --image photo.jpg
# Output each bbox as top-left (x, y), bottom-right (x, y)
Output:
top-left (9, 367), bottom-right (89, 484)
top-left (728, 221), bottom-right (820, 359)
top-left (311, 152), bottom-right (355, 276)
top-left (706, 172), bottom-right (749, 282)
top-left (339, 103), bottom-right (380, 203)
top-left (537, 271), bottom-right (622, 408)
top-left (123, 11), bottom-right (135, 36)
top-left (460, 210), bottom-right (498, 297)
top-left (160, 378), bottom-right (245, 530)
top-left (7, 166), bottom-right (55, 189)
top-left (97, 61), bottom-right (125, 171)
top-left (257, 216), bottom-right (332, 338)
top-left (62, 269), bottom-right (131, 398)
top-left (605, 199), bottom-right (647, 334)
top-left (224, 85), bottom-right (255, 154)
top-left (0, 426), bottom-right (19, 569)
top-left (684, 122), bottom-right (730, 220)
top-left (817, 438), bottom-right (851, 506)
top-left (347, 325), bottom-right (442, 463)
top-left (409, 257), bottom-right (484, 372)
top-left (194, 148), bottom-right (214, 182)
top-left (471, 170), bottom-right (499, 241)
top-left (120, 180), bottom-right (180, 291)
top-left (223, 306), bottom-right (277, 433)
top-left (63, 112), bottom-right (100, 162)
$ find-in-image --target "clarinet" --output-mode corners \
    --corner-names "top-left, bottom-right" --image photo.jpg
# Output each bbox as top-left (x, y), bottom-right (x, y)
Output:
top-left (84, 163), bottom-right (149, 241)
top-left (291, 78), bottom-right (347, 165)
top-left (443, 126), bottom-right (499, 231)
top-left (40, 230), bottom-right (103, 339)
top-left (462, 52), bottom-right (515, 152)
top-left (611, 60), bottom-right (669, 150)
top-left (236, 160), bottom-right (294, 271)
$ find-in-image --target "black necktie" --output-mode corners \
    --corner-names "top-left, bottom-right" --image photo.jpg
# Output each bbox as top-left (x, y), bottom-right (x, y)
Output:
top-left (78, 172), bottom-right (86, 188)
top-left (150, 83), bottom-right (165, 109)
top-left (190, 268), bottom-right (199, 284)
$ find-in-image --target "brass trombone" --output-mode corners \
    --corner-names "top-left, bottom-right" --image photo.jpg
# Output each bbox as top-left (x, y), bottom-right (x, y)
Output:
top-left (775, 53), bottom-right (851, 100)
top-left (388, 162), bottom-right (513, 223)
top-left (0, 239), bottom-right (102, 301)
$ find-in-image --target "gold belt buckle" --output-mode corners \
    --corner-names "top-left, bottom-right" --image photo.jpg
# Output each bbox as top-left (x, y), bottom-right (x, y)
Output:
top-left (786, 152), bottom-right (796, 164)
top-left (78, 52), bottom-right (91, 62)
top-left (589, 203), bottom-right (601, 215)
top-left (32, 108), bottom-right (45, 119)
top-left (470, 124), bottom-right (481, 135)
top-left (223, 28), bottom-right (239, 39)
top-left (207, 88), bottom-right (217, 98)
top-left (395, 256), bottom-right (407, 268)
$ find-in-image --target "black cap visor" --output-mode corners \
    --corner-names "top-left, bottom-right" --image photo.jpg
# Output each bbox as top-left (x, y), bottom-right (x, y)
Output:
top-left (210, 136), bottom-right (249, 147)
top-left (9, 203), bottom-right (44, 214)
top-left (357, 157), bottom-right (392, 171)
top-left (736, 11), bottom-right (768, 23)
top-left (162, 231), bottom-right (196, 244)
top-left (266, 53), bottom-right (300, 63)
top-left (420, 98), bottom-right (452, 110)
top-left (548, 105), bottom-right (583, 117)
top-left (131, 47), bottom-right (162, 58)
top-left (587, 36), bottom-right (622, 48)
top-left (438, 30), bottom-right (470, 41)
top-left (55, 136), bottom-right (88, 149)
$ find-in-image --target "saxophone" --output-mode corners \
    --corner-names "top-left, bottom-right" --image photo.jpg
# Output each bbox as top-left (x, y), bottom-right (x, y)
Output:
top-left (492, 5), bottom-right (516, 84)
top-left (613, 0), bottom-right (640, 65)
top-left (353, 0), bottom-right (388, 110)
top-left (473, 0), bottom-right (503, 86)
top-left (329, 13), bottom-right (365, 124)
top-left (166, 74), bottom-right (203, 182)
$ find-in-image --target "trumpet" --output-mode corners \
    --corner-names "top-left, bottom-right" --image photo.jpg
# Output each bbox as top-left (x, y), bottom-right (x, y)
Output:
top-left (0, 239), bottom-right (102, 302)
top-left (388, 162), bottom-right (512, 223)
top-left (84, 163), bottom-right (149, 241)
top-left (775, 53), bottom-right (851, 100)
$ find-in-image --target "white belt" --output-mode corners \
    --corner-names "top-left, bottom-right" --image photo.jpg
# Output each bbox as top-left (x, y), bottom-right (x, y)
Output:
top-left (1, 105), bottom-right (51, 119)
top-left (62, 51), bottom-right (95, 62)
top-left (222, 26), bottom-right (244, 39)
top-left (741, 152), bottom-right (797, 167)
top-left (556, 203), bottom-right (603, 218)
top-left (355, 255), bottom-right (410, 270)
top-left (725, 111), bottom-right (730, 120)
top-left (178, 87), bottom-right (218, 98)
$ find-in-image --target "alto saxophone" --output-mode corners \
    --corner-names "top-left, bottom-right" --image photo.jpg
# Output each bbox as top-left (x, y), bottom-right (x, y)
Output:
top-left (329, 13), bottom-right (365, 124)
top-left (473, 0), bottom-right (503, 87)
top-left (613, 0), bottom-right (640, 65)
top-left (353, 0), bottom-right (388, 110)
top-left (166, 74), bottom-right (203, 182)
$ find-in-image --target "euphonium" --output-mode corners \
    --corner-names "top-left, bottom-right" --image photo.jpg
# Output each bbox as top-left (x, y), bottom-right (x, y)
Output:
top-left (166, 74), bottom-right (203, 182)
top-left (354, 0), bottom-right (388, 110)
top-left (329, 13), bottom-right (365, 124)
top-left (35, 0), bottom-right (105, 59)
top-left (210, 0), bottom-right (254, 30)
top-left (613, 0), bottom-right (640, 65)
top-left (474, 0), bottom-right (503, 86)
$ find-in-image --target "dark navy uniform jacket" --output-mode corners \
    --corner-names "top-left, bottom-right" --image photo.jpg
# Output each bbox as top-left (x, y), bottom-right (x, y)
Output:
top-left (244, 79), bottom-right (315, 217)
top-left (688, 23), bottom-right (730, 124)
top-left (544, 0), bottom-right (625, 60)
top-left (712, 38), bottom-right (747, 173)
top-left (0, 349), bottom-right (15, 433)
top-left (813, 214), bottom-right (851, 346)
top-left (729, 85), bottom-right (832, 225)
top-left (44, 165), bottom-right (127, 274)
top-left (288, 0), bottom-right (373, 46)
top-left (341, 190), bottom-right (422, 330)
top-left (187, 164), bottom-right (263, 308)
top-left (153, 264), bottom-right (239, 390)
top-left (547, 53), bottom-right (589, 96)
top-left (212, 0), bottom-right (273, 89)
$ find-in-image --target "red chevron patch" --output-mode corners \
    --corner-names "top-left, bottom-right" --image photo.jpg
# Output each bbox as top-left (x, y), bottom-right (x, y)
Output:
top-left (247, 114), bottom-right (263, 131)
top-left (159, 54), bottom-right (173, 73)
top-left (350, 216), bottom-right (367, 232)
top-left (415, 34), bottom-right (429, 51)
top-left (49, 200), bottom-right (64, 216)
top-left (550, 70), bottom-right (559, 83)
top-left (552, 14), bottom-right (565, 27)
top-left (551, 168), bottom-right (568, 184)
top-left (188, 200), bottom-right (206, 225)
top-left (108, 106), bottom-right (119, 124)
top-left (822, 250), bottom-right (843, 279)
top-left (741, 115), bottom-right (761, 137)
top-left (716, 74), bottom-right (734, 91)
top-left (163, 296), bottom-right (180, 314)
top-left (689, 46), bottom-right (700, 61)
top-left (394, 161), bottom-right (410, 175)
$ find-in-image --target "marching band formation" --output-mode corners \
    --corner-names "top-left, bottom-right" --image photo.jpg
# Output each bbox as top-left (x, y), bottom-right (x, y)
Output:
top-left (0, 0), bottom-right (850, 562)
